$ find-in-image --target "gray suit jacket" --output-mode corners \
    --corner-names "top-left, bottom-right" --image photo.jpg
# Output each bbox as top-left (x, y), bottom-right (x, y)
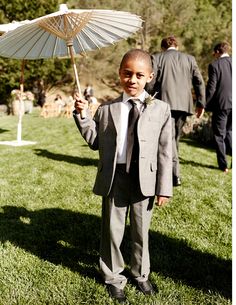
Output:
top-left (146, 49), bottom-right (205, 114)
top-left (73, 93), bottom-right (172, 198)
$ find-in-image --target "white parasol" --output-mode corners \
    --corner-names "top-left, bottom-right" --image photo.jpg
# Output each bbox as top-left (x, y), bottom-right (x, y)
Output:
top-left (0, 4), bottom-right (143, 120)
top-left (0, 20), bottom-right (29, 34)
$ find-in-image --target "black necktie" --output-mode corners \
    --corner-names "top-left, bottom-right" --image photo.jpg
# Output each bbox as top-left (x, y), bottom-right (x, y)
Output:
top-left (126, 100), bottom-right (140, 173)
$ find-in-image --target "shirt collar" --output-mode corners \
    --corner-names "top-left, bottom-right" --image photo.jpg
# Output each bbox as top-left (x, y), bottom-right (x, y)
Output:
top-left (167, 47), bottom-right (177, 50)
top-left (122, 91), bottom-right (146, 104)
top-left (220, 53), bottom-right (230, 58)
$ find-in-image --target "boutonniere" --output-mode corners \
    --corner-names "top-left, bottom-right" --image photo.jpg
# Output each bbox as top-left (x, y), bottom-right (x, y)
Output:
top-left (144, 92), bottom-right (157, 106)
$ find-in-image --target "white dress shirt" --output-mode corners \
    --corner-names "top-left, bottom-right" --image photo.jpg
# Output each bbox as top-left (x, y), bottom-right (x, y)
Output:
top-left (116, 90), bottom-right (146, 164)
top-left (220, 53), bottom-right (230, 58)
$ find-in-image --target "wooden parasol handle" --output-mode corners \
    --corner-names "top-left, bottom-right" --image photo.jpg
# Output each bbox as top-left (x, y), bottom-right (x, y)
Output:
top-left (68, 44), bottom-right (86, 119)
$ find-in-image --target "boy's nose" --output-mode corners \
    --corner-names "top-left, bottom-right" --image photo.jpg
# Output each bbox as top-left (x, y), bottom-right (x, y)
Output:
top-left (130, 75), bottom-right (137, 83)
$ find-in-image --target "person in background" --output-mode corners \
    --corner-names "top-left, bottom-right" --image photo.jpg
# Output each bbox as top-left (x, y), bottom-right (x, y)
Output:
top-left (205, 42), bottom-right (232, 173)
top-left (85, 94), bottom-right (98, 105)
top-left (83, 83), bottom-right (94, 100)
top-left (86, 93), bottom-right (99, 117)
top-left (146, 35), bottom-right (205, 186)
top-left (37, 79), bottom-right (46, 107)
top-left (54, 93), bottom-right (65, 115)
top-left (73, 49), bottom-right (172, 304)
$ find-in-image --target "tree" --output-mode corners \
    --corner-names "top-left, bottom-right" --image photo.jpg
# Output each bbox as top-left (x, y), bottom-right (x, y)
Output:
top-left (0, 0), bottom-right (72, 104)
top-left (0, 0), bottom-right (232, 105)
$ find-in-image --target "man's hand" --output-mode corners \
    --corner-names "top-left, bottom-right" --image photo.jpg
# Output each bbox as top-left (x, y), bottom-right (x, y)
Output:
top-left (195, 106), bottom-right (204, 119)
top-left (156, 196), bottom-right (169, 207)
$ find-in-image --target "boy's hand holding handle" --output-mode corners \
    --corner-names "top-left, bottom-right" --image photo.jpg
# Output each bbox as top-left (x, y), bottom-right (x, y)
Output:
top-left (74, 92), bottom-right (88, 118)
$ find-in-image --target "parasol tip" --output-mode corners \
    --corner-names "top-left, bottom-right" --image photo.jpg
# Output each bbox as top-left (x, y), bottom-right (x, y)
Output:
top-left (59, 4), bottom-right (69, 12)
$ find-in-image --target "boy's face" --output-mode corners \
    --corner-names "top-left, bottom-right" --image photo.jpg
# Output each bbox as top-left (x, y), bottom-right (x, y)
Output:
top-left (119, 58), bottom-right (154, 97)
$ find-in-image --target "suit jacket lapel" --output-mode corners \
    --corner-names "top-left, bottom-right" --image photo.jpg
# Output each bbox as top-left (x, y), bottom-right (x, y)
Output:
top-left (110, 96), bottom-right (123, 135)
top-left (110, 92), bottom-right (153, 133)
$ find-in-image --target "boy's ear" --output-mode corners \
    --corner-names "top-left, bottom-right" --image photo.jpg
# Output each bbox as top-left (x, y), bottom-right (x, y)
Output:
top-left (146, 72), bottom-right (154, 83)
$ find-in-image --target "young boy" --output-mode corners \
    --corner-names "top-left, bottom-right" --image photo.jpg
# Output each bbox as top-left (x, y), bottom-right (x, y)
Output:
top-left (73, 49), bottom-right (172, 304)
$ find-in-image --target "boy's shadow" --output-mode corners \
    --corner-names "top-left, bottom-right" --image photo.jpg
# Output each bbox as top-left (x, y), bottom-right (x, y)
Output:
top-left (0, 206), bottom-right (231, 299)
top-left (0, 206), bottom-right (100, 279)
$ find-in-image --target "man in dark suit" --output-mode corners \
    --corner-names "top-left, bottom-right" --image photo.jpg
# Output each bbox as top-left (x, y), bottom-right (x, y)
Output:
top-left (205, 42), bottom-right (232, 172)
top-left (146, 36), bottom-right (205, 186)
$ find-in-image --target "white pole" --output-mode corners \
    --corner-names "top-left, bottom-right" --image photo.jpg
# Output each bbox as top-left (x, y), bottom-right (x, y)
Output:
top-left (68, 43), bottom-right (86, 119)
top-left (17, 61), bottom-right (25, 144)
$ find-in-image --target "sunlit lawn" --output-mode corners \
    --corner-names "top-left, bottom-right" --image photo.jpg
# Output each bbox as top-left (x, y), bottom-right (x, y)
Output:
top-left (0, 109), bottom-right (232, 305)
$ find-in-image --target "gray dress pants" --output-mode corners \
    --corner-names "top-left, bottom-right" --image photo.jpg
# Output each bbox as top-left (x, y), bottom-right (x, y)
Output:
top-left (99, 164), bottom-right (154, 289)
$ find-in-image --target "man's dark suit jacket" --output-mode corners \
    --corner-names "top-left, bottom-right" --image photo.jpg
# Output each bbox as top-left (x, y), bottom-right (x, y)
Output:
top-left (146, 49), bottom-right (205, 115)
top-left (206, 56), bottom-right (232, 111)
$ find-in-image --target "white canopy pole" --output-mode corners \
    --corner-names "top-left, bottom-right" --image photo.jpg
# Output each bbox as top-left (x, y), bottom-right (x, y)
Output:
top-left (17, 60), bottom-right (25, 144)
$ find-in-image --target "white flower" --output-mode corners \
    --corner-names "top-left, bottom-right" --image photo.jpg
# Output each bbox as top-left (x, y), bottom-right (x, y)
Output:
top-left (144, 92), bottom-right (157, 105)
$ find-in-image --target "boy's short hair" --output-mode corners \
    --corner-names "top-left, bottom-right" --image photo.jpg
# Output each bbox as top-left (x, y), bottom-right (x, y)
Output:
top-left (120, 49), bottom-right (153, 72)
top-left (213, 42), bottom-right (230, 54)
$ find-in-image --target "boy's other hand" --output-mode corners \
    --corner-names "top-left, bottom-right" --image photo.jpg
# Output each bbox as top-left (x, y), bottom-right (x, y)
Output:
top-left (156, 196), bottom-right (169, 207)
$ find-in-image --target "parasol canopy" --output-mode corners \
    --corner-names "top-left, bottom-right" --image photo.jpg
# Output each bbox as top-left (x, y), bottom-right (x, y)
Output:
top-left (0, 20), bottom-right (29, 35)
top-left (0, 4), bottom-right (143, 59)
top-left (0, 4), bottom-right (143, 118)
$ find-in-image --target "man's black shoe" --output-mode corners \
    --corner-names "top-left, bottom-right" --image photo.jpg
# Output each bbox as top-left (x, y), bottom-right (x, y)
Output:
top-left (137, 280), bottom-right (156, 295)
top-left (107, 284), bottom-right (126, 304)
top-left (173, 175), bottom-right (181, 187)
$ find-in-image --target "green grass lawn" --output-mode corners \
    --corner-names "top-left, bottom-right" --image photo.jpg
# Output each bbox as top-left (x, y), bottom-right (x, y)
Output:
top-left (0, 110), bottom-right (232, 305)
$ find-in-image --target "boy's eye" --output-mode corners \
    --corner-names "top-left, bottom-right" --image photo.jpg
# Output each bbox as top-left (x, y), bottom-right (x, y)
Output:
top-left (137, 73), bottom-right (144, 78)
top-left (123, 72), bottom-right (144, 78)
top-left (124, 72), bottom-right (132, 77)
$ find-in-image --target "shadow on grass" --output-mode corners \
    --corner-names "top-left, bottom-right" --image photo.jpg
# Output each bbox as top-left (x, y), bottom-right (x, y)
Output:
top-left (179, 157), bottom-right (218, 170)
top-left (0, 206), bottom-right (231, 300)
top-left (34, 148), bottom-right (98, 166)
top-left (149, 232), bottom-right (231, 300)
top-left (180, 137), bottom-right (215, 150)
top-left (180, 138), bottom-right (232, 170)
top-left (0, 128), bottom-right (9, 134)
top-left (179, 138), bottom-right (219, 169)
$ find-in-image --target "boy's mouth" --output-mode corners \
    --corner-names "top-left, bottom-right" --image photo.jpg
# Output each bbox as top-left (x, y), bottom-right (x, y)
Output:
top-left (127, 86), bottom-right (137, 90)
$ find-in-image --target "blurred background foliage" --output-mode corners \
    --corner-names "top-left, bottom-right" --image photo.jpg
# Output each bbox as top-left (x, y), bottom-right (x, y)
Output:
top-left (0, 0), bottom-right (232, 104)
